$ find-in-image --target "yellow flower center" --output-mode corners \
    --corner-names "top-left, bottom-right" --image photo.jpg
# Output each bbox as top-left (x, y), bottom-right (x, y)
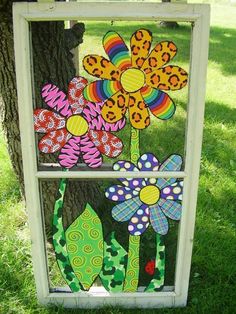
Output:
top-left (139, 185), bottom-right (160, 205)
top-left (120, 68), bottom-right (145, 93)
top-left (66, 115), bottom-right (88, 137)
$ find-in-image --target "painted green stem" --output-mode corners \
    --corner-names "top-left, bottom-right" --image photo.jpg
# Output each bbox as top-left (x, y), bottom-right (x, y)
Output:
top-left (130, 127), bottom-right (140, 163)
top-left (52, 176), bottom-right (82, 292)
top-left (123, 127), bottom-right (140, 292)
top-left (145, 234), bottom-right (165, 292)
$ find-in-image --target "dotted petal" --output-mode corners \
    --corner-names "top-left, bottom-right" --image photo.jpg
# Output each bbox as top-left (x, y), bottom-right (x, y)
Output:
top-left (128, 204), bottom-right (150, 236)
top-left (105, 185), bottom-right (139, 202)
top-left (113, 160), bottom-right (145, 190)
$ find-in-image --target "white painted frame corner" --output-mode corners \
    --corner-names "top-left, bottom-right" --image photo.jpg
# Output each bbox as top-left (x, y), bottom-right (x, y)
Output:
top-left (13, 1), bottom-right (210, 309)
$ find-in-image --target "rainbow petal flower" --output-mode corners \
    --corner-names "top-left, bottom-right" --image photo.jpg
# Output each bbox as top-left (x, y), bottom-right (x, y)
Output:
top-left (105, 153), bottom-right (183, 235)
top-left (34, 76), bottom-right (125, 168)
top-left (83, 29), bottom-right (188, 130)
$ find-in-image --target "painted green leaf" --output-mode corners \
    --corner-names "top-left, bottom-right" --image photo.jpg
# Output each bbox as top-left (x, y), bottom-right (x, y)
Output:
top-left (145, 234), bottom-right (165, 292)
top-left (100, 232), bottom-right (127, 292)
top-left (65, 203), bottom-right (103, 290)
top-left (52, 177), bottom-right (83, 292)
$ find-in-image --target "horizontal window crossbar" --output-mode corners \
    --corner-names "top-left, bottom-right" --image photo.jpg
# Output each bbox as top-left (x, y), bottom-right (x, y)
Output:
top-left (36, 171), bottom-right (186, 179)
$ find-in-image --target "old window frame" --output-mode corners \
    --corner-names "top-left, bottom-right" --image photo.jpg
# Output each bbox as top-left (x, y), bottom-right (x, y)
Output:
top-left (13, 1), bottom-right (210, 308)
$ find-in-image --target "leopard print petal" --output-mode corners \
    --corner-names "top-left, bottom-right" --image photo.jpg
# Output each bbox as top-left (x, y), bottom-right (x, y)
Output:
top-left (101, 90), bottom-right (129, 123)
top-left (83, 54), bottom-right (121, 81)
top-left (130, 29), bottom-right (152, 69)
top-left (142, 41), bottom-right (178, 74)
top-left (128, 91), bottom-right (150, 129)
top-left (146, 65), bottom-right (188, 91)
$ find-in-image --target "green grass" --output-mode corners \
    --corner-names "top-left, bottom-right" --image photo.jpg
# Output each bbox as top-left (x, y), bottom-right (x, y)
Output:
top-left (1, 3), bottom-right (236, 313)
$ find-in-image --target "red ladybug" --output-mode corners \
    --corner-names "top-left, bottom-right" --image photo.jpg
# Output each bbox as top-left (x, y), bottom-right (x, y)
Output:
top-left (145, 259), bottom-right (155, 275)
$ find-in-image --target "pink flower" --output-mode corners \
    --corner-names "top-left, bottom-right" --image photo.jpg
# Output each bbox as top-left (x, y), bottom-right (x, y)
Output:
top-left (34, 76), bottom-right (125, 168)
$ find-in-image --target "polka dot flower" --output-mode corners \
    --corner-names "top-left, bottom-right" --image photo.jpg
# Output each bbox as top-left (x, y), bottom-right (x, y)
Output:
top-left (34, 76), bottom-right (126, 168)
top-left (83, 29), bottom-right (188, 130)
top-left (105, 153), bottom-right (183, 235)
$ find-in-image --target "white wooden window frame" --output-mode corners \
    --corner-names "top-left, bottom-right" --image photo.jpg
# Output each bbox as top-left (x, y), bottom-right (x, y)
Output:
top-left (13, 1), bottom-right (210, 309)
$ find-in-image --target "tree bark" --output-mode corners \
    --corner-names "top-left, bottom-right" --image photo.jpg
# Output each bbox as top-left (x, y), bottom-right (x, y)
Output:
top-left (0, 1), bottom-right (101, 233)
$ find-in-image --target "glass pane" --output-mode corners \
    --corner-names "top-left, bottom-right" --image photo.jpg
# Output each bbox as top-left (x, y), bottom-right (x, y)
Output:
top-left (40, 177), bottom-right (183, 291)
top-left (31, 20), bottom-right (190, 172)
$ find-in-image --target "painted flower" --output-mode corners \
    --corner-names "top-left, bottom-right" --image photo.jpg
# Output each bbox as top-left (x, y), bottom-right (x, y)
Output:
top-left (105, 153), bottom-right (183, 235)
top-left (34, 76), bottom-right (126, 168)
top-left (83, 29), bottom-right (188, 130)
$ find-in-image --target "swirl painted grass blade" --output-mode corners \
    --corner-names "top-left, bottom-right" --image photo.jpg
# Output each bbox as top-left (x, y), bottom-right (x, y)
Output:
top-left (52, 177), bottom-right (83, 292)
top-left (123, 235), bottom-right (140, 292)
top-left (65, 203), bottom-right (104, 290)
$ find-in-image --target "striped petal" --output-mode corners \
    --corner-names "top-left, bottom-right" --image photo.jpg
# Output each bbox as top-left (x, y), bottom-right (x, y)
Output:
top-left (141, 85), bottom-right (175, 120)
top-left (58, 136), bottom-right (81, 169)
top-left (128, 204), bottom-right (150, 236)
top-left (103, 31), bottom-right (131, 71)
top-left (156, 155), bottom-right (183, 189)
top-left (146, 65), bottom-right (188, 91)
top-left (83, 101), bottom-right (126, 132)
top-left (67, 76), bottom-right (88, 114)
top-left (128, 91), bottom-right (150, 129)
top-left (105, 185), bottom-right (139, 202)
top-left (142, 41), bottom-right (177, 74)
top-left (113, 160), bottom-right (145, 190)
top-left (150, 204), bottom-right (169, 235)
top-left (34, 109), bottom-right (65, 133)
top-left (83, 54), bottom-right (121, 80)
top-left (160, 181), bottom-right (183, 201)
top-left (38, 128), bottom-right (71, 154)
top-left (101, 89), bottom-right (129, 123)
top-left (158, 198), bottom-right (182, 221)
top-left (112, 197), bottom-right (142, 222)
top-left (130, 29), bottom-right (152, 68)
top-left (80, 135), bottom-right (102, 168)
top-left (41, 83), bottom-right (72, 117)
top-left (88, 130), bottom-right (123, 158)
top-left (83, 80), bottom-right (121, 103)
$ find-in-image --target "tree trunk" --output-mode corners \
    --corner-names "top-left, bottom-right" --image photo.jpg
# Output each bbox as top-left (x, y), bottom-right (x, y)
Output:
top-left (0, 1), bottom-right (101, 234)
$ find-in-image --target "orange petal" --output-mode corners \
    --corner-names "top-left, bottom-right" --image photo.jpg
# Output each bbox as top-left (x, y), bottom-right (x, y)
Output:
top-left (146, 65), bottom-right (188, 91)
top-left (83, 54), bottom-right (121, 81)
top-left (101, 90), bottom-right (129, 123)
top-left (130, 29), bottom-right (152, 68)
top-left (128, 91), bottom-right (150, 129)
top-left (142, 41), bottom-right (177, 74)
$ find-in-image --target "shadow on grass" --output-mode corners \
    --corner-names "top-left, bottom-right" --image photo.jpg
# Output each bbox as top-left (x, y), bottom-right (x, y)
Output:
top-left (209, 26), bottom-right (236, 76)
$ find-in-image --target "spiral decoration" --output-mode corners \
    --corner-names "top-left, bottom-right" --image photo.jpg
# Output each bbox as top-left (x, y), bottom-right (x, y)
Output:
top-left (123, 235), bottom-right (140, 292)
top-left (130, 127), bottom-right (140, 164)
top-left (65, 203), bottom-right (103, 290)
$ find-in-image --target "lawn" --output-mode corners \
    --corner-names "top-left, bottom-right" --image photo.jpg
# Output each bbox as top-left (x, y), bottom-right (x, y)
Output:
top-left (0, 3), bottom-right (236, 314)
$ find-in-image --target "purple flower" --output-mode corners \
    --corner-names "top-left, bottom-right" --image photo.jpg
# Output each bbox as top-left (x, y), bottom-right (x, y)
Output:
top-left (105, 153), bottom-right (183, 236)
